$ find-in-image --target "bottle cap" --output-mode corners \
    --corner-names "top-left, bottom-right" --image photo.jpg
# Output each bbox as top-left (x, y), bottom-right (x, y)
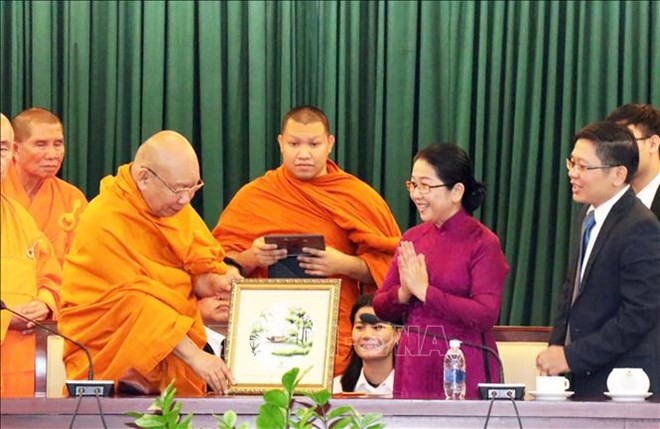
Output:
top-left (449, 339), bottom-right (461, 348)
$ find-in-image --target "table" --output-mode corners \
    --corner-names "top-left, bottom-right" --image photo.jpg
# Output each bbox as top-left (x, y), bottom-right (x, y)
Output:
top-left (2, 396), bottom-right (659, 428)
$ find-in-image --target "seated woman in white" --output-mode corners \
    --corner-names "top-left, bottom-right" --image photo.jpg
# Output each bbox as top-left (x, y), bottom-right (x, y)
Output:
top-left (333, 294), bottom-right (401, 396)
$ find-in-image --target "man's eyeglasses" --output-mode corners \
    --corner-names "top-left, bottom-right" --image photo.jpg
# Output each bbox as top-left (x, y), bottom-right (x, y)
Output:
top-left (405, 180), bottom-right (452, 194)
top-left (141, 166), bottom-right (204, 196)
top-left (635, 135), bottom-right (653, 142)
top-left (565, 158), bottom-right (619, 174)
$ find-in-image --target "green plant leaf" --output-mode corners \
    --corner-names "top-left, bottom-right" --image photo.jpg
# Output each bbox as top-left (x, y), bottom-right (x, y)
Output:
top-left (164, 412), bottom-right (177, 427)
top-left (172, 400), bottom-right (182, 414)
top-left (256, 404), bottom-right (286, 429)
top-left (214, 410), bottom-right (238, 429)
top-left (361, 413), bottom-right (383, 424)
top-left (293, 407), bottom-right (310, 419)
top-left (324, 405), bottom-right (354, 420)
top-left (307, 389), bottom-right (331, 406)
top-left (294, 367), bottom-right (313, 386)
top-left (134, 414), bottom-right (167, 428)
top-left (360, 413), bottom-right (384, 428)
top-left (281, 367), bottom-right (300, 392)
top-left (161, 380), bottom-right (177, 412)
top-left (329, 416), bottom-right (353, 429)
top-left (263, 389), bottom-right (289, 408)
top-left (126, 411), bottom-right (145, 419)
top-left (162, 400), bottom-right (183, 427)
top-left (290, 422), bottom-right (315, 429)
top-left (147, 403), bottom-right (162, 412)
top-left (295, 406), bottom-right (318, 426)
top-left (177, 412), bottom-right (193, 429)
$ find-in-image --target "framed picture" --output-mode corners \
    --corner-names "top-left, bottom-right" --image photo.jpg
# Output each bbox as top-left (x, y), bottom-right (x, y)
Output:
top-left (225, 278), bottom-right (341, 394)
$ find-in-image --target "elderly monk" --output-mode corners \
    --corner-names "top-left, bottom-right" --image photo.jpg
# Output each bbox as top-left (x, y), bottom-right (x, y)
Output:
top-left (58, 131), bottom-right (240, 396)
top-left (213, 106), bottom-right (401, 375)
top-left (2, 108), bottom-right (87, 266)
top-left (1, 113), bottom-right (61, 397)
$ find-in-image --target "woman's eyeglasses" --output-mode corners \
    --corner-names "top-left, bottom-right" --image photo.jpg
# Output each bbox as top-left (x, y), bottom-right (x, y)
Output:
top-left (405, 180), bottom-right (452, 194)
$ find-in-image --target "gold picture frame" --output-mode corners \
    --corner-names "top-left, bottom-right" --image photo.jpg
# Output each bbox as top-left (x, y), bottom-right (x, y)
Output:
top-left (225, 278), bottom-right (341, 394)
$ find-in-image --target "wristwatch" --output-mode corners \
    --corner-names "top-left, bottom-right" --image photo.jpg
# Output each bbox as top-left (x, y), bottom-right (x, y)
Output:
top-left (223, 256), bottom-right (245, 277)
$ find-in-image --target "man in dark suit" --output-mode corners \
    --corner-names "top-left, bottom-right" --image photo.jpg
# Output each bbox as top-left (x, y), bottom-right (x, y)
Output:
top-left (606, 104), bottom-right (660, 218)
top-left (537, 122), bottom-right (660, 399)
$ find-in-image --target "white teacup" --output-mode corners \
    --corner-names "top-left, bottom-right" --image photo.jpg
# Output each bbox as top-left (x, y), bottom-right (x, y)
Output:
top-left (607, 368), bottom-right (650, 394)
top-left (536, 376), bottom-right (570, 393)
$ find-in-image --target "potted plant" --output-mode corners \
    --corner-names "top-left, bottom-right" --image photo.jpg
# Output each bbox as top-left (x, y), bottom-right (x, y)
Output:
top-left (129, 367), bottom-right (385, 429)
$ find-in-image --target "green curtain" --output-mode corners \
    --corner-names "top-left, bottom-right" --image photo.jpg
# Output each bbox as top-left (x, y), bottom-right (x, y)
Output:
top-left (1, 0), bottom-right (658, 325)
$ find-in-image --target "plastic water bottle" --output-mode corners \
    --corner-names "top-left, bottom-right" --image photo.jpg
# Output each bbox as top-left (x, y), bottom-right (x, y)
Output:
top-left (444, 339), bottom-right (466, 400)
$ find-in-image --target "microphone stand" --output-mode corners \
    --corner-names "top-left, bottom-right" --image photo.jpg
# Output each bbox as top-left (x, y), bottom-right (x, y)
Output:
top-left (1, 300), bottom-right (112, 428)
top-left (0, 299), bottom-right (113, 396)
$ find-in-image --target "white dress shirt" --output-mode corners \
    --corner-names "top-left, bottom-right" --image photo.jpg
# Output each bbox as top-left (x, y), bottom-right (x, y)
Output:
top-left (332, 368), bottom-right (394, 396)
top-left (635, 172), bottom-right (660, 209)
top-left (581, 185), bottom-right (629, 280)
top-left (204, 326), bottom-right (225, 357)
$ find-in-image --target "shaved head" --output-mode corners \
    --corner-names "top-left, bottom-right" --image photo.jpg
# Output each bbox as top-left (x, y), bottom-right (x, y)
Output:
top-left (134, 131), bottom-right (198, 171)
top-left (12, 107), bottom-right (63, 143)
top-left (1, 113), bottom-right (14, 182)
top-left (132, 131), bottom-right (203, 217)
top-left (0, 113), bottom-right (12, 139)
top-left (10, 107), bottom-right (65, 184)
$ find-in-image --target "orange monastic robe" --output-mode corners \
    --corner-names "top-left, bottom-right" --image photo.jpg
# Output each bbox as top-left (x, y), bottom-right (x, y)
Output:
top-left (213, 160), bottom-right (401, 375)
top-left (1, 194), bottom-right (61, 397)
top-left (58, 164), bottom-right (229, 396)
top-left (3, 162), bottom-right (88, 266)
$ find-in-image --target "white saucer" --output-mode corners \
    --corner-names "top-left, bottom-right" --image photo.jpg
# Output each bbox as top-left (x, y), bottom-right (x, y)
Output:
top-left (529, 391), bottom-right (574, 401)
top-left (604, 391), bottom-right (652, 402)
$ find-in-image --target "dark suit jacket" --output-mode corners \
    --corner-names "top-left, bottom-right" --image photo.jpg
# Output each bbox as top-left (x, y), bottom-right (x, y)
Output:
top-left (651, 184), bottom-right (660, 219)
top-left (549, 188), bottom-right (660, 399)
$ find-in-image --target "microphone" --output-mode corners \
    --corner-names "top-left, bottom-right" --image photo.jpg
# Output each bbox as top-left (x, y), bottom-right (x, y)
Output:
top-left (0, 299), bottom-right (113, 397)
top-left (360, 313), bottom-right (524, 399)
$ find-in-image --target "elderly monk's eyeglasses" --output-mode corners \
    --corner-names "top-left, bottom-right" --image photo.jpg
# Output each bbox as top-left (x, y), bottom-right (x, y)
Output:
top-left (141, 166), bottom-right (204, 196)
top-left (565, 158), bottom-right (620, 174)
top-left (405, 180), bottom-right (453, 194)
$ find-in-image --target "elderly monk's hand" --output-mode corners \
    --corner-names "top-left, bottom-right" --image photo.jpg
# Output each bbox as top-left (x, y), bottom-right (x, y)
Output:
top-left (191, 349), bottom-right (234, 395)
top-left (174, 335), bottom-right (235, 395)
top-left (194, 271), bottom-right (242, 299)
top-left (8, 300), bottom-right (50, 334)
top-left (397, 241), bottom-right (429, 302)
top-left (198, 296), bottom-right (230, 324)
top-left (219, 267), bottom-right (243, 292)
top-left (536, 345), bottom-right (570, 375)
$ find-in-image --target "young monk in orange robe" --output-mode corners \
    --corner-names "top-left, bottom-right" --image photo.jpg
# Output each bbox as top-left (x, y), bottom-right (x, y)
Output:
top-left (1, 113), bottom-right (61, 398)
top-left (2, 108), bottom-right (87, 266)
top-left (213, 106), bottom-right (401, 375)
top-left (58, 131), bottom-right (240, 396)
